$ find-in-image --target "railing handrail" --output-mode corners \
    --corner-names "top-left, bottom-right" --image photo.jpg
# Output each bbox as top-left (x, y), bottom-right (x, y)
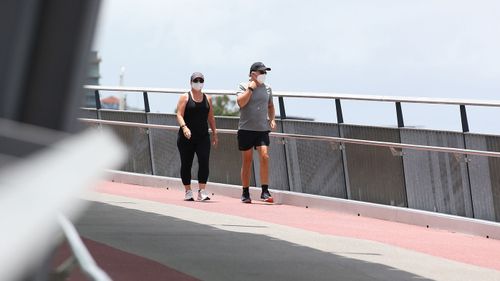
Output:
top-left (58, 214), bottom-right (112, 281)
top-left (84, 85), bottom-right (500, 108)
top-left (84, 85), bottom-right (235, 95)
top-left (79, 118), bottom-right (500, 158)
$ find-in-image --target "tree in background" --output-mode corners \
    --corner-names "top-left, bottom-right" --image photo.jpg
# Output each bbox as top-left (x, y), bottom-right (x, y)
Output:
top-left (212, 95), bottom-right (239, 116)
top-left (174, 95), bottom-right (239, 116)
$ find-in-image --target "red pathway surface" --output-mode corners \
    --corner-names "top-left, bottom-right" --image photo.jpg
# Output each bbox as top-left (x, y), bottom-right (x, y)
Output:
top-left (94, 181), bottom-right (500, 271)
top-left (53, 238), bottom-right (200, 281)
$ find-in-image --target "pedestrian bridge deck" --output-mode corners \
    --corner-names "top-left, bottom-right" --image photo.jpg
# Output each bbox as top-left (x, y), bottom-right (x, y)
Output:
top-left (66, 181), bottom-right (500, 281)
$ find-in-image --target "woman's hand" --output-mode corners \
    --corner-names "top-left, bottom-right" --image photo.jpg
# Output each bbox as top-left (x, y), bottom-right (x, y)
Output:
top-left (183, 126), bottom-right (192, 139)
top-left (211, 133), bottom-right (218, 147)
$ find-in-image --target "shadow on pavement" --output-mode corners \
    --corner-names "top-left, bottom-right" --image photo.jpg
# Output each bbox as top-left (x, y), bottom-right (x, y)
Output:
top-left (75, 202), bottom-right (432, 281)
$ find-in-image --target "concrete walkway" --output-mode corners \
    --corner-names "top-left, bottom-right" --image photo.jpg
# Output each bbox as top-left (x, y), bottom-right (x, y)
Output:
top-left (69, 181), bottom-right (500, 281)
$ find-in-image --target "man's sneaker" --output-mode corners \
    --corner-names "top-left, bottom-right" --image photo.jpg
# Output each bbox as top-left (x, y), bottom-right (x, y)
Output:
top-left (184, 190), bottom-right (194, 201)
top-left (261, 189), bottom-right (273, 203)
top-left (197, 189), bottom-right (211, 201)
top-left (241, 190), bottom-right (252, 203)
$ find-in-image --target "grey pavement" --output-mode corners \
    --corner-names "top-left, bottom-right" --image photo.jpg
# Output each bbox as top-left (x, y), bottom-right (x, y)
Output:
top-left (75, 192), bottom-right (500, 281)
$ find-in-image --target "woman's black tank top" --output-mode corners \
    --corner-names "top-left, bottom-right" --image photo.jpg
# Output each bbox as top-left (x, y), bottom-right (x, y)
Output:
top-left (180, 92), bottom-right (210, 141)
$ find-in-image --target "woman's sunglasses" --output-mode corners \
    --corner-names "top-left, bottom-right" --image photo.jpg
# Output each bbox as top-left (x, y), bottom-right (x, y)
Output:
top-left (192, 78), bottom-right (204, 83)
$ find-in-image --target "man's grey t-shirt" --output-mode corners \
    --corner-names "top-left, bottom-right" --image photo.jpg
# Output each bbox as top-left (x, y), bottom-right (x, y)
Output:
top-left (236, 82), bottom-right (273, 131)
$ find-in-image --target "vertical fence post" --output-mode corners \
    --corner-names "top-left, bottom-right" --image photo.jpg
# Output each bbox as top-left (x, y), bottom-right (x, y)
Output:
top-left (278, 96), bottom-right (287, 119)
top-left (143, 91), bottom-right (151, 113)
top-left (460, 104), bottom-right (475, 218)
top-left (94, 90), bottom-right (101, 119)
top-left (334, 99), bottom-right (350, 199)
top-left (460, 105), bottom-right (470, 133)
top-left (143, 91), bottom-right (156, 175)
top-left (335, 99), bottom-right (344, 124)
top-left (396, 102), bottom-right (404, 128)
top-left (94, 90), bottom-right (101, 109)
top-left (277, 96), bottom-right (291, 191)
top-left (395, 101), bottom-right (409, 207)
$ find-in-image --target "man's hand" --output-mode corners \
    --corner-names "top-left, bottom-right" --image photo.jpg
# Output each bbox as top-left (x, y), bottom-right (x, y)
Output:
top-left (248, 80), bottom-right (257, 90)
top-left (269, 119), bottom-right (276, 131)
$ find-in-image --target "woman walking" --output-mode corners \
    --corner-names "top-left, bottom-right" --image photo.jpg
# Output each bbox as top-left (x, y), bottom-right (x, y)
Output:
top-left (176, 72), bottom-right (218, 201)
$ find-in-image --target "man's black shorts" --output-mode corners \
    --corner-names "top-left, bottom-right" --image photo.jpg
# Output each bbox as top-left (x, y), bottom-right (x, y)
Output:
top-left (237, 130), bottom-right (270, 151)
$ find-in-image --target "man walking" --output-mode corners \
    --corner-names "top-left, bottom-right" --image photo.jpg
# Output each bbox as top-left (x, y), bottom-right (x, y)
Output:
top-left (236, 62), bottom-right (276, 203)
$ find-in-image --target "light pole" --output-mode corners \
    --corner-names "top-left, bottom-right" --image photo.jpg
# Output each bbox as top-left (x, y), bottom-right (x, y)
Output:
top-left (119, 66), bottom-right (126, 110)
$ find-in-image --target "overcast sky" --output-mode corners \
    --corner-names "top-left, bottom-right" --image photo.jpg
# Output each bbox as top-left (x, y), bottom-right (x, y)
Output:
top-left (93, 0), bottom-right (500, 134)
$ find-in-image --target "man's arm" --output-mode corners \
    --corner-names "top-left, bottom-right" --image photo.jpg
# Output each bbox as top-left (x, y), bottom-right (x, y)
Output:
top-left (237, 81), bottom-right (257, 108)
top-left (268, 87), bottom-right (276, 130)
top-left (268, 103), bottom-right (275, 120)
top-left (268, 102), bottom-right (276, 130)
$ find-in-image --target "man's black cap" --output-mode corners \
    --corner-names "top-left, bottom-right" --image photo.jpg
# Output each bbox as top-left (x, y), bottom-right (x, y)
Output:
top-left (249, 62), bottom-right (271, 73)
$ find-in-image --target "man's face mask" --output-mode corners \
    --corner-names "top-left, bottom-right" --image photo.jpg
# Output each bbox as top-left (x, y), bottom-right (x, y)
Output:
top-left (256, 74), bottom-right (266, 84)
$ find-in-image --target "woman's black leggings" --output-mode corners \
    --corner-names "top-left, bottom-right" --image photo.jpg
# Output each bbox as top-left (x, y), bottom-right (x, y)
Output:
top-left (177, 135), bottom-right (210, 185)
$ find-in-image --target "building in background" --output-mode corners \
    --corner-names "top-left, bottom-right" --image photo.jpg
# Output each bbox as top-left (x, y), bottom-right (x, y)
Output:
top-left (100, 96), bottom-right (120, 109)
top-left (83, 50), bottom-right (101, 108)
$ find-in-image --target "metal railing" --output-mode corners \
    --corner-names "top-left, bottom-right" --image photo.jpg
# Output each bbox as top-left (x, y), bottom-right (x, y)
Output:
top-left (84, 85), bottom-right (500, 107)
top-left (82, 84), bottom-right (500, 222)
top-left (0, 118), bottom-right (118, 281)
top-left (79, 118), bottom-right (500, 158)
top-left (84, 84), bottom-right (500, 133)
top-left (57, 214), bottom-right (112, 281)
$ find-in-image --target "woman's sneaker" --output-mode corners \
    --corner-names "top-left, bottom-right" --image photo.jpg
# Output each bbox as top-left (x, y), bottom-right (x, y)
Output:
top-left (184, 190), bottom-right (194, 201)
top-left (197, 189), bottom-right (211, 201)
top-left (261, 189), bottom-right (273, 203)
top-left (241, 189), bottom-right (252, 203)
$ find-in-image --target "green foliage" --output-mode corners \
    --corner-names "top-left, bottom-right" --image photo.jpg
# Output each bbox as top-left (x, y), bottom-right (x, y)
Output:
top-left (174, 95), bottom-right (239, 116)
top-left (212, 95), bottom-right (239, 116)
